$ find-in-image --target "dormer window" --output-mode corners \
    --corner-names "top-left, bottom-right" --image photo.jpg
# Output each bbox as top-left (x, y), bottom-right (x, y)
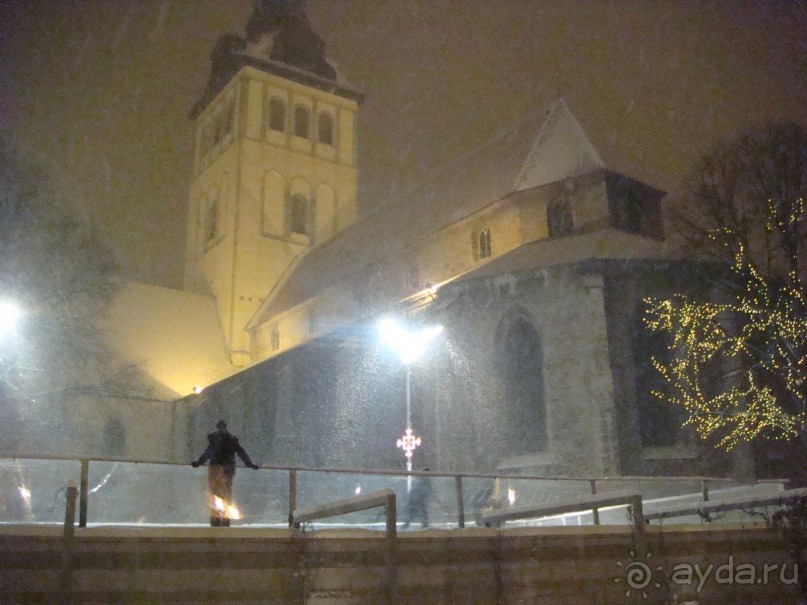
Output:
top-left (317, 112), bottom-right (334, 145)
top-left (268, 97), bottom-right (286, 132)
top-left (294, 105), bottom-right (310, 139)
top-left (478, 227), bottom-right (492, 259)
top-left (547, 196), bottom-right (573, 236)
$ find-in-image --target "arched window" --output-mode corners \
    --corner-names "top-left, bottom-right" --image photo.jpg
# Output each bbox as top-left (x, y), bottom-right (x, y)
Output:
top-left (498, 313), bottom-right (547, 452)
top-left (222, 98), bottom-right (235, 138)
top-left (199, 122), bottom-right (211, 158)
top-left (631, 307), bottom-right (686, 447)
top-left (547, 196), bottom-right (573, 236)
top-left (102, 416), bottom-right (126, 456)
top-left (268, 97), bottom-right (286, 132)
top-left (204, 189), bottom-right (220, 244)
top-left (290, 195), bottom-right (309, 235)
top-left (317, 112), bottom-right (334, 145)
top-left (478, 226), bottom-right (492, 259)
top-left (294, 105), bottom-right (310, 139)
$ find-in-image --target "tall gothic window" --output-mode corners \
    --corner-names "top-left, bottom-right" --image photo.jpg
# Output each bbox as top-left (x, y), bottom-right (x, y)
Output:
top-left (499, 313), bottom-right (547, 452)
top-left (290, 195), bottom-right (309, 235)
top-left (547, 196), bottom-right (573, 236)
top-left (317, 112), bottom-right (334, 145)
top-left (632, 307), bottom-right (686, 447)
top-left (294, 105), bottom-right (310, 139)
top-left (269, 97), bottom-right (286, 132)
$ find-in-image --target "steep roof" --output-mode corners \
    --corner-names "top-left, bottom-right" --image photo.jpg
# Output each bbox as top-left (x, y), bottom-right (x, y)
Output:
top-left (249, 100), bottom-right (628, 327)
top-left (191, 1), bottom-right (361, 118)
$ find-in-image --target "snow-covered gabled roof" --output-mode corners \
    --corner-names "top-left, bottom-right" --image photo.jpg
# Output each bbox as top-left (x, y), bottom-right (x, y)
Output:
top-left (514, 98), bottom-right (605, 191)
top-left (249, 99), bottom-right (618, 327)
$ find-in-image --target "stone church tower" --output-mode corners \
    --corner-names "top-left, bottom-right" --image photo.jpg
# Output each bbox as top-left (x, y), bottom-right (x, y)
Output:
top-left (183, 0), bottom-right (363, 366)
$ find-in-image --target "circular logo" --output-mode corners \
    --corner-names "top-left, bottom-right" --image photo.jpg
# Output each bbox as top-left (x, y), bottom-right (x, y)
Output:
top-left (615, 551), bottom-right (663, 599)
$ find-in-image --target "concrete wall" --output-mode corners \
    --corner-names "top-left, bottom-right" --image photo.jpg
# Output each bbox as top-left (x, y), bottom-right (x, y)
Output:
top-left (1, 525), bottom-right (800, 604)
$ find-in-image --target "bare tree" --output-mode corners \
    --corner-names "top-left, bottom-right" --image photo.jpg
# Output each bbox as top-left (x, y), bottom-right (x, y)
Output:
top-left (645, 123), bottom-right (806, 451)
top-left (0, 137), bottom-right (151, 446)
top-left (668, 121), bottom-right (806, 290)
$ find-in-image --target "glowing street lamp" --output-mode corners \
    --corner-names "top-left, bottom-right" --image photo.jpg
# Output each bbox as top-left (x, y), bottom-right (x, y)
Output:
top-left (377, 318), bottom-right (443, 483)
top-left (0, 301), bottom-right (21, 336)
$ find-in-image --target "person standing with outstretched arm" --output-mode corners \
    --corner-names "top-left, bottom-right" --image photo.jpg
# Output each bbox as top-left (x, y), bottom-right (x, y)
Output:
top-left (192, 419), bottom-right (259, 526)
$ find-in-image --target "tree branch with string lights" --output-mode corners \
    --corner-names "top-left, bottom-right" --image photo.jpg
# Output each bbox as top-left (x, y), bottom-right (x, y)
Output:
top-left (644, 122), bottom-right (806, 451)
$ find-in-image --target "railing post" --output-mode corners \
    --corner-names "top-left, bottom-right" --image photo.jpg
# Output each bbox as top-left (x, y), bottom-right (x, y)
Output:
top-left (455, 476), bottom-right (465, 529)
top-left (61, 480), bottom-right (78, 599)
top-left (288, 469), bottom-right (297, 528)
top-left (590, 479), bottom-right (600, 525)
top-left (384, 492), bottom-right (397, 605)
top-left (630, 494), bottom-right (647, 559)
top-left (701, 479), bottom-right (709, 502)
top-left (79, 460), bottom-right (89, 528)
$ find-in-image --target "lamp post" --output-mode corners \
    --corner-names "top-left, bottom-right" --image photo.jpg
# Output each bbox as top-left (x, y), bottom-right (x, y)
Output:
top-left (377, 318), bottom-right (443, 489)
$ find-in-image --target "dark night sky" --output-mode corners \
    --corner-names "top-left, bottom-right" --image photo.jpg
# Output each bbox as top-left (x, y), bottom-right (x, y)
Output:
top-left (1, 0), bottom-right (805, 288)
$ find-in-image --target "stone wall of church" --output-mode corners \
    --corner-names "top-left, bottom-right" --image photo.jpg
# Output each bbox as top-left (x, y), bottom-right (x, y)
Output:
top-left (601, 260), bottom-right (752, 479)
top-left (424, 263), bottom-right (618, 476)
top-left (183, 262), bottom-right (627, 478)
top-left (182, 258), bottom-right (766, 481)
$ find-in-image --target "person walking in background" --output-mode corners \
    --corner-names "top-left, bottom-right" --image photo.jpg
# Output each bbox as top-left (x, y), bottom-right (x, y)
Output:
top-left (402, 468), bottom-right (433, 529)
top-left (192, 419), bottom-right (259, 526)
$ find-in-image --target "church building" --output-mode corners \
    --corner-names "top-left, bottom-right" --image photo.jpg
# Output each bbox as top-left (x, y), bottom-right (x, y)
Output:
top-left (105, 1), bottom-right (749, 479)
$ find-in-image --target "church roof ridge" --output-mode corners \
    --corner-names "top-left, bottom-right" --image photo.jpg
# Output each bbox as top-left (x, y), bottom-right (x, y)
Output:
top-left (249, 99), bottom-right (642, 329)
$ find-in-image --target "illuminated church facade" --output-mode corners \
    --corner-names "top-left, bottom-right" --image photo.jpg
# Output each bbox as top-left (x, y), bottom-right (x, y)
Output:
top-left (103, 1), bottom-right (756, 479)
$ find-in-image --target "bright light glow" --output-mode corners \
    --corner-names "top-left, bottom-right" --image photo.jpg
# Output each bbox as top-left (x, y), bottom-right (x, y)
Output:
top-left (193, 385), bottom-right (204, 395)
top-left (377, 318), bottom-right (444, 364)
top-left (18, 486), bottom-right (31, 504)
top-left (507, 488), bottom-right (516, 507)
top-left (211, 495), bottom-right (241, 520)
top-left (396, 427), bottom-right (422, 459)
top-left (0, 301), bottom-right (21, 335)
top-left (355, 485), bottom-right (362, 495)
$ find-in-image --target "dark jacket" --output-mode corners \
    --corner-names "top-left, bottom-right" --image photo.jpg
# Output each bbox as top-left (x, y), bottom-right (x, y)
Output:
top-left (195, 429), bottom-right (255, 473)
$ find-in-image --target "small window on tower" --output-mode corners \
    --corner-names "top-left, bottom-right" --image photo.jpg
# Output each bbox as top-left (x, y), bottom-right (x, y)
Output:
top-left (290, 195), bottom-right (309, 235)
top-left (547, 196), bottom-right (573, 236)
top-left (269, 97), bottom-right (286, 132)
top-left (294, 105), bottom-right (310, 139)
top-left (222, 98), bottom-right (235, 137)
top-left (270, 324), bottom-right (280, 351)
top-left (204, 192), bottom-right (220, 244)
top-left (317, 112), bottom-right (334, 146)
top-left (478, 226), bottom-right (492, 259)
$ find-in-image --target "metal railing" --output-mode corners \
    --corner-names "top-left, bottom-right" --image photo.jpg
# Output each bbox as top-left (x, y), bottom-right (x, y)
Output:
top-left (292, 489), bottom-right (398, 604)
top-left (0, 452), bottom-right (788, 529)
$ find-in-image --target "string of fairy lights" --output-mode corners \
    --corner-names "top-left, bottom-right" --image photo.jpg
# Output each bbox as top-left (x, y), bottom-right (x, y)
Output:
top-left (644, 195), bottom-right (806, 450)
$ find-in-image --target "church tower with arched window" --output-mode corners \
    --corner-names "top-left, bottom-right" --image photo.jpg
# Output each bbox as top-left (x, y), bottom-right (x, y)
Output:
top-left (183, 1), bottom-right (362, 366)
